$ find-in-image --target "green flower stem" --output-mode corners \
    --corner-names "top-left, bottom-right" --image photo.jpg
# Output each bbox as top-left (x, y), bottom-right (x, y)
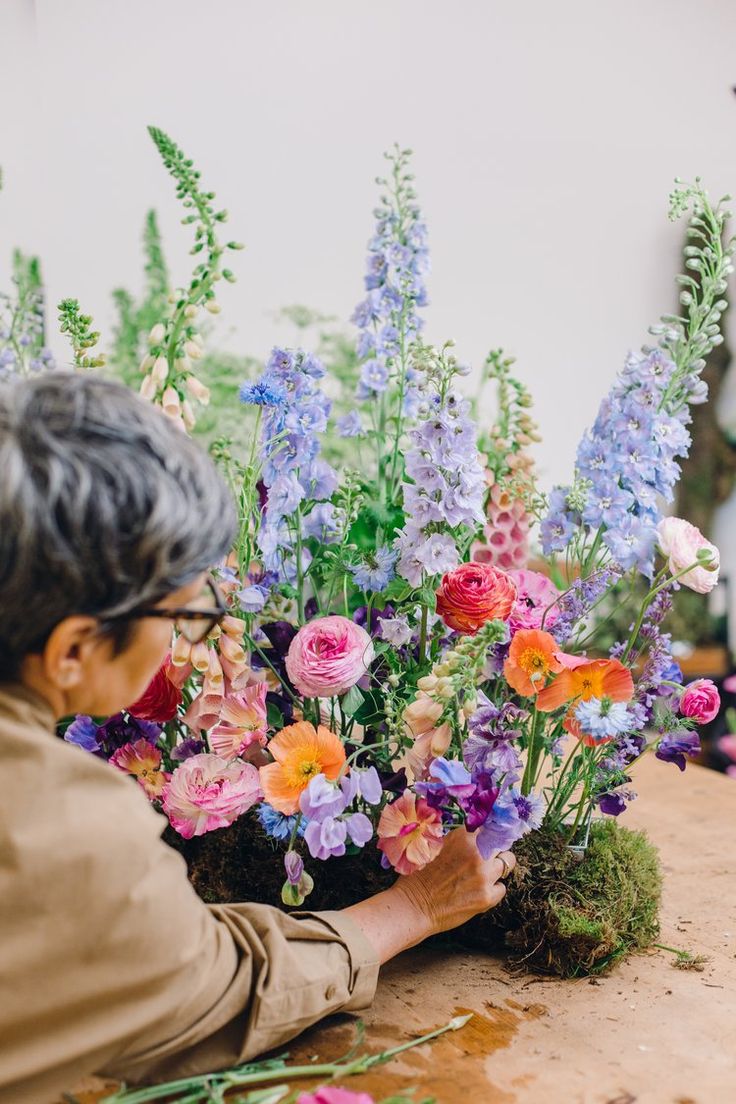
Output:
top-left (418, 602), bottom-right (429, 666)
top-left (621, 559), bottom-right (710, 663)
top-left (102, 1015), bottom-right (473, 1103)
top-left (521, 707), bottom-right (542, 796)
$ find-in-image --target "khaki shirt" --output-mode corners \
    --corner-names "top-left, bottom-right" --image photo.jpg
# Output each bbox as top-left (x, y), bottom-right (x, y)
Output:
top-left (0, 684), bottom-right (379, 1103)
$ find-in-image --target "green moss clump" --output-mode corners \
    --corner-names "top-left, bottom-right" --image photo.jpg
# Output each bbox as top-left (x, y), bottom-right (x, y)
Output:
top-left (461, 819), bottom-right (662, 977)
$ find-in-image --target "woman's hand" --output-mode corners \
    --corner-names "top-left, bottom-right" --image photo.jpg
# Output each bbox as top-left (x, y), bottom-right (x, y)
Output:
top-left (343, 828), bottom-right (515, 965)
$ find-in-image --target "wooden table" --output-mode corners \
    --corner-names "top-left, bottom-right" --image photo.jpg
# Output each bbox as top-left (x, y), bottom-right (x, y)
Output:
top-left (69, 757), bottom-right (736, 1104)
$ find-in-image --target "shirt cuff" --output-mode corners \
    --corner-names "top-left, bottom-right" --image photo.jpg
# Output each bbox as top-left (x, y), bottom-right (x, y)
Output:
top-left (295, 909), bottom-right (380, 1012)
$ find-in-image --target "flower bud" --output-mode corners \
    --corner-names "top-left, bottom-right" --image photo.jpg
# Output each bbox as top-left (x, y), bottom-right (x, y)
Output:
top-left (205, 300), bottom-right (221, 314)
top-left (185, 375), bottom-right (211, 405)
top-left (184, 340), bottom-right (203, 360)
top-left (148, 323), bottom-right (166, 346)
top-left (151, 357), bottom-right (168, 384)
top-left (184, 304), bottom-right (198, 319)
top-left (417, 674), bottom-right (438, 692)
top-left (139, 374), bottom-right (157, 401)
top-left (181, 399), bottom-right (196, 431)
top-left (139, 354), bottom-right (154, 374)
top-left (190, 640), bottom-right (210, 672)
top-left (162, 386), bottom-right (181, 417)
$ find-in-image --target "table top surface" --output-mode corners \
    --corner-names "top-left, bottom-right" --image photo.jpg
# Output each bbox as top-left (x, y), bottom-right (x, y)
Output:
top-left (68, 756), bottom-right (736, 1104)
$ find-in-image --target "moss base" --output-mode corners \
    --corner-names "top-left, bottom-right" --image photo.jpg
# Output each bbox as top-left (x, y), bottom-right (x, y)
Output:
top-left (166, 815), bottom-right (662, 979)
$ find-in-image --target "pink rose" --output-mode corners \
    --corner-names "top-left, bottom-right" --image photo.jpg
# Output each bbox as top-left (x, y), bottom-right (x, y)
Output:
top-left (508, 569), bottom-right (561, 631)
top-left (163, 753), bottom-right (262, 838)
top-left (286, 616), bottom-right (374, 698)
top-left (297, 1089), bottom-right (375, 1104)
top-left (657, 517), bottom-right (720, 594)
top-left (679, 679), bottom-right (720, 724)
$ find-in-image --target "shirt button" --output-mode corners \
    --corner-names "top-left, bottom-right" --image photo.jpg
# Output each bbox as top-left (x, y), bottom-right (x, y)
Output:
top-left (325, 984), bottom-right (337, 1000)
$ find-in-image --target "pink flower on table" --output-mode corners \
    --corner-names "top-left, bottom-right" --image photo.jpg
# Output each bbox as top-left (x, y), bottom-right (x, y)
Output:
top-left (377, 789), bottom-right (444, 875)
top-left (679, 679), bottom-right (720, 724)
top-left (163, 752), bottom-right (262, 838)
top-left (285, 615), bottom-right (374, 698)
top-left (110, 738), bottom-right (169, 800)
top-left (297, 1088), bottom-right (375, 1104)
top-left (209, 682), bottom-right (269, 758)
top-left (508, 569), bottom-right (560, 632)
top-left (657, 517), bottom-right (720, 594)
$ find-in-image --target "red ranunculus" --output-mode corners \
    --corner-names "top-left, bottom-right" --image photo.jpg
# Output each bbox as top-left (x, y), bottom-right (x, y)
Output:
top-left (436, 561), bottom-right (517, 635)
top-left (128, 655), bottom-right (183, 723)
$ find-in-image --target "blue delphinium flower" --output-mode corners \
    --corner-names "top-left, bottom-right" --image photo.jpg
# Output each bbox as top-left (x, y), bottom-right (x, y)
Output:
top-left (336, 410), bottom-right (364, 437)
top-left (540, 345), bottom-right (710, 576)
top-left (352, 147), bottom-right (429, 414)
top-left (257, 803), bottom-right (306, 841)
top-left (242, 347), bottom-right (338, 581)
top-left (349, 545), bottom-right (398, 592)
top-left (395, 388), bottom-right (486, 586)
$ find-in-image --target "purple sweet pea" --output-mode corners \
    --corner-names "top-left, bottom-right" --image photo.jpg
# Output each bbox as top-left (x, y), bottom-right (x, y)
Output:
top-left (64, 715), bottom-right (100, 753)
top-left (345, 812), bottom-right (373, 847)
top-left (300, 774), bottom-right (348, 822)
top-left (284, 850), bottom-right (304, 885)
top-left (304, 816), bottom-right (347, 860)
top-left (655, 729), bottom-right (701, 771)
top-left (171, 738), bottom-right (206, 762)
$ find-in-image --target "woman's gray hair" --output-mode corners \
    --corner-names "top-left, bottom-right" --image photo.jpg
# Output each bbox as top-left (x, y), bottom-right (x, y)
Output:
top-left (0, 372), bottom-right (237, 677)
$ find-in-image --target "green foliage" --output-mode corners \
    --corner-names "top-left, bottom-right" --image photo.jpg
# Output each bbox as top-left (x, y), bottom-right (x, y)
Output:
top-left (57, 298), bottom-right (105, 369)
top-left (463, 819), bottom-right (662, 977)
top-left (110, 209), bottom-right (170, 384)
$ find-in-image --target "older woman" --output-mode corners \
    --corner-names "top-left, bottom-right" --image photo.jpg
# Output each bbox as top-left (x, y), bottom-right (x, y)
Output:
top-left (0, 373), bottom-right (514, 1104)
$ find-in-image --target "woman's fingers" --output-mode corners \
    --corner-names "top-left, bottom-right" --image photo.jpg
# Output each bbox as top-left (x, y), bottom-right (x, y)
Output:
top-left (491, 850), bottom-right (516, 882)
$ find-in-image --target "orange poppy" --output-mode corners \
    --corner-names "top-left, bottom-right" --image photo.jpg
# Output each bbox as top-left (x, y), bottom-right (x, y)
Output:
top-left (503, 629), bottom-right (565, 697)
top-left (536, 658), bottom-right (634, 714)
top-left (259, 721), bottom-right (346, 815)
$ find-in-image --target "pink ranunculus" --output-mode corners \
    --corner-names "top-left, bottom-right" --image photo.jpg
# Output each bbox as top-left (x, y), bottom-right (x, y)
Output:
top-left (657, 517), bottom-right (720, 594)
top-left (209, 682), bottom-right (269, 758)
top-left (163, 752), bottom-right (262, 838)
top-left (508, 569), bottom-right (561, 631)
top-left (297, 1088), bottom-right (376, 1104)
top-left (285, 615), bottom-right (375, 698)
top-left (679, 679), bottom-right (720, 724)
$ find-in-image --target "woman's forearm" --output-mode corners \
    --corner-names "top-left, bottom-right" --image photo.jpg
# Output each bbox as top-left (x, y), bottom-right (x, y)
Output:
top-left (343, 886), bottom-right (432, 965)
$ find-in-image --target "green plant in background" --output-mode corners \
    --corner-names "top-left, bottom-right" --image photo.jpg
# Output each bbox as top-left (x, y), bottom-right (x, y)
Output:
top-left (136, 126), bottom-right (244, 430)
top-left (57, 298), bottom-right (105, 369)
top-left (110, 210), bottom-right (171, 386)
top-left (0, 249), bottom-right (57, 377)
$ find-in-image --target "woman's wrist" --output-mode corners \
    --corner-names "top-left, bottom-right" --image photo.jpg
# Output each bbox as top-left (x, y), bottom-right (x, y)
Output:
top-left (342, 882), bottom-right (434, 965)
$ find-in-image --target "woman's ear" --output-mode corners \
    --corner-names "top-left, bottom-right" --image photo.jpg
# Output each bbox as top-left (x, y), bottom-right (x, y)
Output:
top-left (41, 616), bottom-right (107, 691)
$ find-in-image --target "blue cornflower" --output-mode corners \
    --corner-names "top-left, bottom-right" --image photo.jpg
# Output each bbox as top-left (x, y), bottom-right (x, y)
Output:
top-left (575, 698), bottom-right (634, 741)
top-left (349, 545), bottom-right (398, 592)
top-left (257, 803), bottom-right (306, 841)
top-left (239, 377), bottom-right (286, 407)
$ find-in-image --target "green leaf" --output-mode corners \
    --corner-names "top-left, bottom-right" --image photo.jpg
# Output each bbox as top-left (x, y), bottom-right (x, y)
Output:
top-left (340, 684), bottom-right (365, 716)
top-left (266, 701), bottom-right (284, 729)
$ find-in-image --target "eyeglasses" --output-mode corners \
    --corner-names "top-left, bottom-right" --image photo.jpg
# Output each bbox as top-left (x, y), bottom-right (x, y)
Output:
top-left (103, 575), bottom-right (228, 644)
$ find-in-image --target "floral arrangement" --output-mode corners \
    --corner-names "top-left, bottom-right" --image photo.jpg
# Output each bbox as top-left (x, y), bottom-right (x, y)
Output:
top-left (46, 131), bottom-right (733, 915)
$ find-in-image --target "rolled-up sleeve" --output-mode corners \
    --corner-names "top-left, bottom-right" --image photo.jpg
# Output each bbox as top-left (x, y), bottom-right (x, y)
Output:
top-left (0, 735), bottom-right (379, 1104)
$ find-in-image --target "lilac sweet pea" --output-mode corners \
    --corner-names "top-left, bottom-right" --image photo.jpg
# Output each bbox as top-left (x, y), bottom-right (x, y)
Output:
top-left (304, 816), bottom-right (347, 859)
top-left (655, 729), bottom-right (701, 771)
top-left (300, 774), bottom-right (347, 822)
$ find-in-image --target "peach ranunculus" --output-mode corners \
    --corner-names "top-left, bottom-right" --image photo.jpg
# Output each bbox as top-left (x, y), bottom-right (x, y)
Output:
top-left (403, 691), bottom-right (453, 780)
top-left (285, 616), bottom-right (374, 698)
top-left (536, 656), bottom-right (634, 713)
top-left (110, 738), bottom-right (170, 799)
top-left (163, 753), bottom-right (262, 839)
top-left (503, 629), bottom-right (564, 697)
top-left (259, 721), bottom-right (347, 814)
top-left (208, 681), bottom-right (269, 758)
top-left (657, 517), bottom-right (720, 594)
top-left (377, 790), bottom-right (444, 875)
top-left (436, 561), bottom-right (517, 635)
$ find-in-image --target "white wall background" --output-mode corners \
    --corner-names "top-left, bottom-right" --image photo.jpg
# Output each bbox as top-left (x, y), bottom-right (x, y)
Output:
top-left (1, 0), bottom-right (735, 565)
